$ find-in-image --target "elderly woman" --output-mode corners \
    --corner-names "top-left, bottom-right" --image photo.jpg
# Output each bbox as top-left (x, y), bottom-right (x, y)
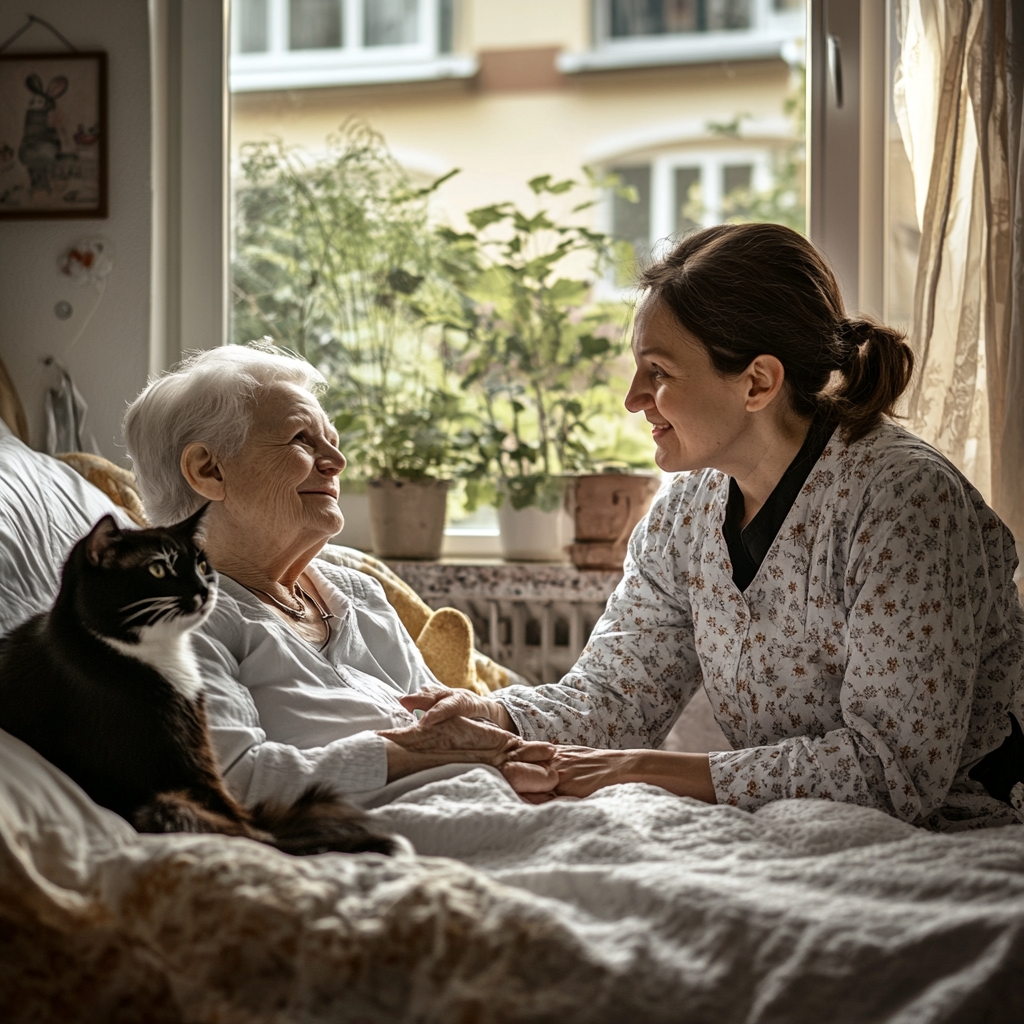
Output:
top-left (124, 345), bottom-right (554, 808)
top-left (411, 223), bottom-right (1024, 831)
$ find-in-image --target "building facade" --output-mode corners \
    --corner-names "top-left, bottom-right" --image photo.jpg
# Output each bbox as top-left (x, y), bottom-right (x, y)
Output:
top-left (230, 0), bottom-right (806, 251)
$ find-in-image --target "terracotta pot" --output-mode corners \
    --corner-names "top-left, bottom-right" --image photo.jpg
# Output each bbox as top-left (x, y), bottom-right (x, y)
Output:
top-left (368, 478), bottom-right (450, 559)
top-left (569, 473), bottom-right (660, 571)
top-left (497, 480), bottom-right (574, 562)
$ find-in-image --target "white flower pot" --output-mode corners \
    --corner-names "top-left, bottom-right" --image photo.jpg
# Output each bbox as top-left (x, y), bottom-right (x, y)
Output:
top-left (498, 484), bottom-right (574, 562)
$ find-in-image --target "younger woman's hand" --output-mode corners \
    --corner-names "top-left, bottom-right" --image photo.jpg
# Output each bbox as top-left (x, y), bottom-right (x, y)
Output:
top-left (550, 747), bottom-right (639, 798)
top-left (501, 749), bottom-right (559, 803)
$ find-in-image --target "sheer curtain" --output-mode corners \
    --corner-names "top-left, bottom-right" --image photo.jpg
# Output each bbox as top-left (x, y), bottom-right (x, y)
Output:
top-left (895, 0), bottom-right (1024, 559)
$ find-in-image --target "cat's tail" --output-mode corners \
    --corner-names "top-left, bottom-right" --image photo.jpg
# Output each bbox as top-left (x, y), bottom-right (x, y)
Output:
top-left (134, 790), bottom-right (274, 844)
top-left (251, 783), bottom-right (398, 857)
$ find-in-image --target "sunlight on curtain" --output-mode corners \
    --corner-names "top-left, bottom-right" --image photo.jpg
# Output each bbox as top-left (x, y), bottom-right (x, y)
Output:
top-left (894, 0), bottom-right (1024, 556)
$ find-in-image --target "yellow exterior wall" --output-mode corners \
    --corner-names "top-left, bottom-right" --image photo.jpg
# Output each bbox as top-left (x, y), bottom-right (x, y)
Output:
top-left (464, 0), bottom-right (591, 51)
top-left (231, 59), bottom-right (795, 233)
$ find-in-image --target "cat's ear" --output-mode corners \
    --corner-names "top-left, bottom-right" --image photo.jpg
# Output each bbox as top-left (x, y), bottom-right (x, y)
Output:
top-left (84, 515), bottom-right (122, 566)
top-left (175, 502), bottom-right (211, 541)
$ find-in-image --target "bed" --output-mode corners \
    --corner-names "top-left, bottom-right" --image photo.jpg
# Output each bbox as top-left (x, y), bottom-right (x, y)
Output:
top-left (2, 425), bottom-right (1023, 1022)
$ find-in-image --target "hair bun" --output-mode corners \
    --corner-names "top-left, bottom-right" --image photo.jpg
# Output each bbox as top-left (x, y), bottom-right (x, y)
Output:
top-left (833, 320), bottom-right (871, 367)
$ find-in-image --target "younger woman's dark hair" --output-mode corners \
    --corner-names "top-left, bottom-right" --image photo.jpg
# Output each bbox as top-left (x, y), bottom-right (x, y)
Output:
top-left (638, 223), bottom-right (914, 443)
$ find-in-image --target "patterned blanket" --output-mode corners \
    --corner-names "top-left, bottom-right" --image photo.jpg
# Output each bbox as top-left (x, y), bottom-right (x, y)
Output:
top-left (3, 727), bottom-right (1022, 1023)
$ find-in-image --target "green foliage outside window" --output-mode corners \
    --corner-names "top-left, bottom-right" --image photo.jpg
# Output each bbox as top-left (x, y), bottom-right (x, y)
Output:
top-left (434, 173), bottom-right (650, 511)
top-left (232, 122), bottom-right (474, 481)
top-left (232, 123), bottom-right (654, 506)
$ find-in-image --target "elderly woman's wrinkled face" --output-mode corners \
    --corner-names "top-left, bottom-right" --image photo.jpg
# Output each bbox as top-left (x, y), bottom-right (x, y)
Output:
top-left (218, 382), bottom-right (346, 548)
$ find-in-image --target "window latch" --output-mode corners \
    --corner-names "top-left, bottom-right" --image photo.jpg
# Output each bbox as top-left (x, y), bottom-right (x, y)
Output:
top-left (827, 33), bottom-right (844, 109)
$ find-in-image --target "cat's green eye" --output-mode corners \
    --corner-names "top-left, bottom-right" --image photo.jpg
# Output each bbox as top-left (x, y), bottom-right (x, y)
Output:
top-left (149, 563), bottom-right (166, 578)
top-left (197, 559), bottom-right (208, 575)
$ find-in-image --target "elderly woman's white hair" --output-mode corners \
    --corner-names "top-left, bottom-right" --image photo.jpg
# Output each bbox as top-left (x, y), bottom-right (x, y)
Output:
top-left (124, 342), bottom-right (326, 525)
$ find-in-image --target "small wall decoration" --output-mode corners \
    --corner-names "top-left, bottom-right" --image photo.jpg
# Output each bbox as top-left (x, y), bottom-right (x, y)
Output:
top-left (0, 51), bottom-right (108, 219)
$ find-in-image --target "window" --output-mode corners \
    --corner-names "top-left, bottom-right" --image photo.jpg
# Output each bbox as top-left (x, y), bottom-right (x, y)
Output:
top-left (365, 0), bottom-right (419, 47)
top-left (609, 0), bottom-right (753, 38)
top-left (289, 0), bottom-right (343, 50)
top-left (560, 0), bottom-right (804, 72)
top-left (238, 0), bottom-right (270, 53)
top-left (609, 150), bottom-right (771, 261)
top-left (230, 0), bottom-right (472, 91)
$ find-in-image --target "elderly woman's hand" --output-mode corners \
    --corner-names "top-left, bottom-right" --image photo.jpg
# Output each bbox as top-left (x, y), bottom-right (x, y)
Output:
top-left (399, 683), bottom-right (517, 733)
top-left (379, 714), bottom-right (554, 785)
top-left (397, 684), bottom-right (559, 800)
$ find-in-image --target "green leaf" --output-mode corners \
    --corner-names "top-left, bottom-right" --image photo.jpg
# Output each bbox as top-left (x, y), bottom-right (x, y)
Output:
top-left (580, 335), bottom-right (611, 358)
top-left (466, 204), bottom-right (511, 230)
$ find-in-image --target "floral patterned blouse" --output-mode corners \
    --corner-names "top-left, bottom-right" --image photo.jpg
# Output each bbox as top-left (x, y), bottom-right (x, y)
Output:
top-left (497, 422), bottom-right (1024, 830)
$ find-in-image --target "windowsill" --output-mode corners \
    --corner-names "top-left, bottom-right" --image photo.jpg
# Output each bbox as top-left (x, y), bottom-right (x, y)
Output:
top-left (556, 30), bottom-right (801, 74)
top-left (384, 559), bottom-right (623, 603)
top-left (230, 54), bottom-right (478, 92)
top-left (441, 530), bottom-right (502, 559)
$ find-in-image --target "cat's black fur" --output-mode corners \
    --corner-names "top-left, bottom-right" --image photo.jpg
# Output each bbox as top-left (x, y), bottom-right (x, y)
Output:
top-left (0, 507), bottom-right (395, 857)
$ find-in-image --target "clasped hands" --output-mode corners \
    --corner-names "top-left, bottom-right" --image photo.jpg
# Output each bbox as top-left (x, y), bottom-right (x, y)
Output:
top-left (381, 683), bottom-right (631, 803)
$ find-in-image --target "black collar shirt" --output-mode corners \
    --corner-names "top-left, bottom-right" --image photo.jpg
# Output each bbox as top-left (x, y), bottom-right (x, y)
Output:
top-left (722, 415), bottom-right (837, 593)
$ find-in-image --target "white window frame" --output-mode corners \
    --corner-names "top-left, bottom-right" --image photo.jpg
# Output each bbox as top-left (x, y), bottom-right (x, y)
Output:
top-left (649, 148), bottom-right (775, 239)
top-left (559, 0), bottom-right (805, 73)
top-left (229, 0), bottom-right (476, 92)
top-left (595, 143), bottom-right (778, 299)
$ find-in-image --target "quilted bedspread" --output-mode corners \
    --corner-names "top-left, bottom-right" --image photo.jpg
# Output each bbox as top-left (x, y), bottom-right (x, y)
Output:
top-left (2, 730), bottom-right (1022, 1023)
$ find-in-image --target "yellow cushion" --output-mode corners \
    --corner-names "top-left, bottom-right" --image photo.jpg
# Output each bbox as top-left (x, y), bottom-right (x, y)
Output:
top-left (318, 545), bottom-right (518, 694)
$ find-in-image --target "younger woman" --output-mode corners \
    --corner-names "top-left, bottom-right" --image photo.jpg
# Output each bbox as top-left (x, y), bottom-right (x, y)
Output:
top-left (407, 223), bottom-right (1024, 831)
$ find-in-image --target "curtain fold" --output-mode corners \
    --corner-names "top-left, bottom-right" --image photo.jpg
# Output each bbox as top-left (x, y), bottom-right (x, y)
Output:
top-left (896, 0), bottom-right (1024, 555)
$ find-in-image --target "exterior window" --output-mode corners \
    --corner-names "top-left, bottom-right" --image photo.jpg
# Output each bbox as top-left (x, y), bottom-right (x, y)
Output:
top-left (722, 162), bottom-right (752, 195)
top-left (566, 0), bottom-right (804, 75)
top-left (608, 153), bottom-right (769, 265)
top-left (365, 0), bottom-right (419, 47)
top-left (238, 0), bottom-right (269, 52)
top-left (289, 0), bottom-right (343, 50)
top-left (230, 0), bottom-right (475, 92)
top-left (610, 0), bottom-right (752, 38)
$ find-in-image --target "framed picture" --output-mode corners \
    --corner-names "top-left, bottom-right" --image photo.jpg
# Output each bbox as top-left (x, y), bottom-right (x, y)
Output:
top-left (0, 51), bottom-right (108, 219)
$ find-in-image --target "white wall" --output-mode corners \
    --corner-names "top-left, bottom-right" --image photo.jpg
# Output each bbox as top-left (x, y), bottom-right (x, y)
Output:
top-left (0, 1), bottom-right (152, 462)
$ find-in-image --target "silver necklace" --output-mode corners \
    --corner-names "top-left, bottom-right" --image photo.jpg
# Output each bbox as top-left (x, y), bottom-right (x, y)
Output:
top-left (246, 581), bottom-right (309, 620)
top-left (233, 577), bottom-right (336, 651)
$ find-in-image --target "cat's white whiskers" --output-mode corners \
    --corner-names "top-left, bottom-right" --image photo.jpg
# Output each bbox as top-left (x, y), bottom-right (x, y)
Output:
top-left (121, 597), bottom-right (181, 625)
top-left (98, 591), bottom-right (215, 703)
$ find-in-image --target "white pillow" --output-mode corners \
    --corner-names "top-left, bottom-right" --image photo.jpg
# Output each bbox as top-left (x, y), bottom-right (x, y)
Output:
top-left (0, 433), bottom-right (131, 636)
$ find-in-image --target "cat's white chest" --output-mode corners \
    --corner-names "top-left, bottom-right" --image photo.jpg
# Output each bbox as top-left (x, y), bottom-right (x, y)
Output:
top-left (100, 625), bottom-right (204, 702)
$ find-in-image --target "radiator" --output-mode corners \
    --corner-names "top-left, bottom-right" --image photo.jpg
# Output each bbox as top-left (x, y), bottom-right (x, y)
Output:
top-left (386, 562), bottom-right (622, 687)
top-left (432, 596), bottom-right (608, 686)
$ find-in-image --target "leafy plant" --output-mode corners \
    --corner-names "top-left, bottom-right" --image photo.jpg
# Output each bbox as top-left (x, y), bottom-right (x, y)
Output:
top-left (232, 121), bottom-right (471, 481)
top-left (436, 173), bottom-right (646, 511)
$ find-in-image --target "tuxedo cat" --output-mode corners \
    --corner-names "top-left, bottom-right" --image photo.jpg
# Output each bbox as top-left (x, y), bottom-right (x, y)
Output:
top-left (0, 507), bottom-right (395, 856)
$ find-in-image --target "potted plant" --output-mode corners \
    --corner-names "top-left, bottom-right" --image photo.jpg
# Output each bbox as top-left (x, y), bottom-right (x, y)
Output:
top-left (439, 174), bottom-right (651, 561)
top-left (233, 122), bottom-right (471, 559)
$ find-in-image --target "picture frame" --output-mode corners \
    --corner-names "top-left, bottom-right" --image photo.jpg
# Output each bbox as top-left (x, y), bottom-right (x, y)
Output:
top-left (0, 51), bottom-right (108, 219)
